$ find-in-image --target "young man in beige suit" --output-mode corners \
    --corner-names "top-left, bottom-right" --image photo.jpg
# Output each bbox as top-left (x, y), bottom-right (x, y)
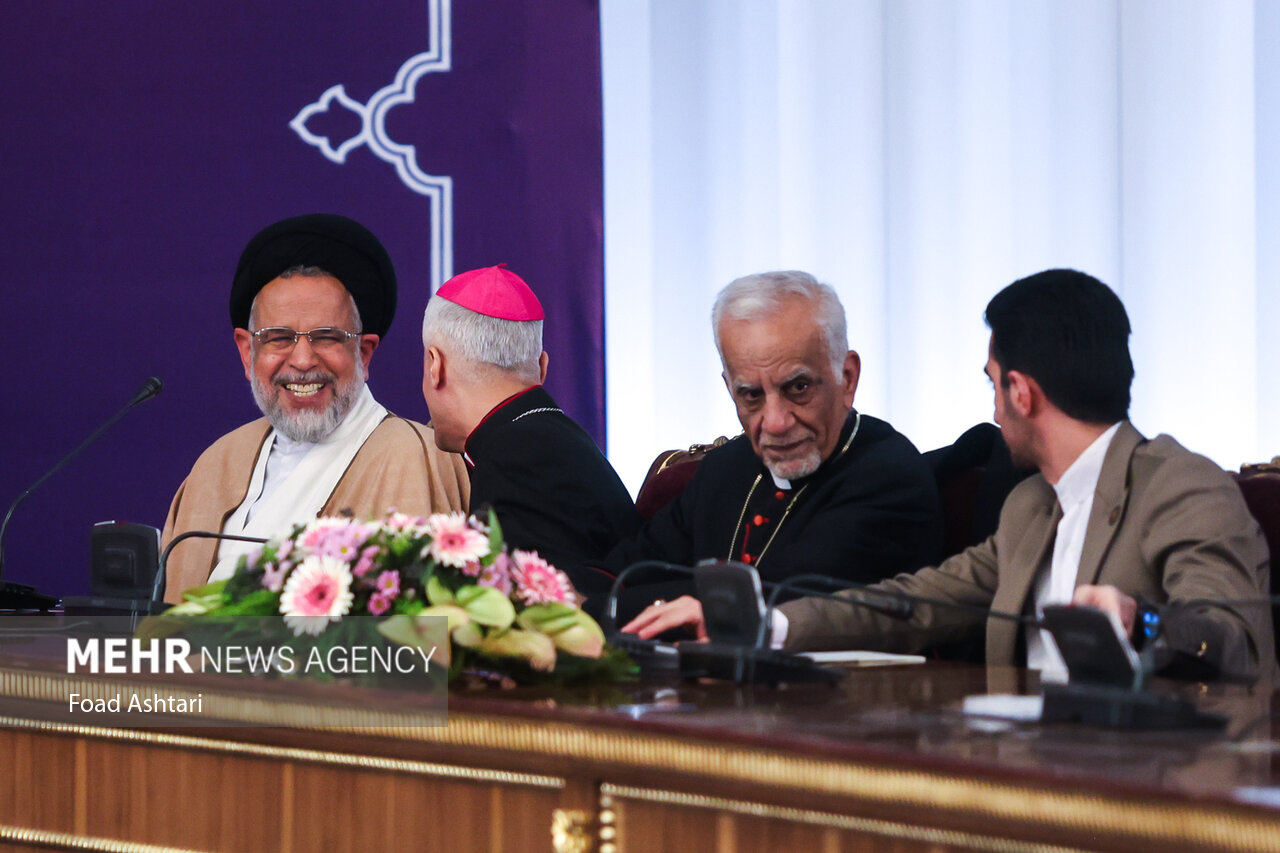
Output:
top-left (629, 269), bottom-right (1273, 683)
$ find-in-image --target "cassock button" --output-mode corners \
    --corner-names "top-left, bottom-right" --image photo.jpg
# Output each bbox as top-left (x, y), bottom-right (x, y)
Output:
top-left (774, 491), bottom-right (787, 501)
top-left (1108, 506), bottom-right (1120, 525)
top-left (753, 514), bottom-right (767, 527)
top-left (741, 554), bottom-right (753, 564)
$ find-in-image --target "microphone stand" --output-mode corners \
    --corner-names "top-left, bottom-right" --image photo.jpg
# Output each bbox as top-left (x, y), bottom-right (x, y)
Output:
top-left (602, 561), bottom-right (696, 674)
top-left (151, 530), bottom-right (269, 605)
top-left (0, 377), bottom-right (162, 611)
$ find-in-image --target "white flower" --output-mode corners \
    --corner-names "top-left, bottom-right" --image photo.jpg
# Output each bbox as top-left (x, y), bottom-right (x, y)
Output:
top-left (278, 555), bottom-right (355, 636)
top-left (425, 512), bottom-right (491, 568)
top-left (511, 550), bottom-right (578, 606)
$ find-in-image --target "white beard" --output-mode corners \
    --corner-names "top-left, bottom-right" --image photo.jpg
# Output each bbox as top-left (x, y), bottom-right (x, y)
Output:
top-left (251, 358), bottom-right (365, 444)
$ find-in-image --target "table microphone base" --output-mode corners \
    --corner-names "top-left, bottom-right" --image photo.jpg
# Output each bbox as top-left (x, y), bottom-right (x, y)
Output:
top-left (1041, 682), bottom-right (1226, 730)
top-left (679, 642), bottom-right (844, 685)
top-left (0, 581), bottom-right (59, 612)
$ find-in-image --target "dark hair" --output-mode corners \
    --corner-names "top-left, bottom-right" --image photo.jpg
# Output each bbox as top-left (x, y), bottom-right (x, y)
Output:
top-left (984, 269), bottom-right (1132, 424)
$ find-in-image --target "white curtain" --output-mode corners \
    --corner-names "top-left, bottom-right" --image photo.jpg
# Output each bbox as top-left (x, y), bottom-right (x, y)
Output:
top-left (602, 0), bottom-right (1276, 495)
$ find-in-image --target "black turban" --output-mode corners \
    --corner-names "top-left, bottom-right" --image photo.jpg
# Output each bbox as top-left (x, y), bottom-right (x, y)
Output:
top-left (230, 213), bottom-right (397, 338)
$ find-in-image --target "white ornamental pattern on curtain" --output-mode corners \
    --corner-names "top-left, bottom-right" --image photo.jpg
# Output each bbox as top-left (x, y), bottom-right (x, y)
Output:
top-left (289, 0), bottom-right (455, 294)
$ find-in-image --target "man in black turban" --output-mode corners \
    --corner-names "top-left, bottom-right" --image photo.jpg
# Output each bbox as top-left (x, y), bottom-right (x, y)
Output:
top-left (160, 214), bottom-right (469, 601)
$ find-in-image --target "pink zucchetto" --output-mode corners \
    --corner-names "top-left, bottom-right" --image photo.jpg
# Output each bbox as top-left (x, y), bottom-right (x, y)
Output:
top-left (435, 264), bottom-right (545, 321)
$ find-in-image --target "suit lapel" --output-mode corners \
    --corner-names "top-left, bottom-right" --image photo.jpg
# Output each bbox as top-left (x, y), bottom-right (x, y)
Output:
top-left (988, 483), bottom-right (1060, 665)
top-left (1074, 421), bottom-right (1141, 588)
top-left (1000, 497), bottom-right (1061, 614)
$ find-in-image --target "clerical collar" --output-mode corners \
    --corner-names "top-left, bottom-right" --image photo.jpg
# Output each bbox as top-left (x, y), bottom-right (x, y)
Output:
top-left (730, 410), bottom-right (861, 567)
top-left (469, 385), bottom-right (541, 439)
top-left (464, 385), bottom-right (563, 468)
top-left (762, 409), bottom-right (860, 490)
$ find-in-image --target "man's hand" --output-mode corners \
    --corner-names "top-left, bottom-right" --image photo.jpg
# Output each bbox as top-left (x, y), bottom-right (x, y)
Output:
top-left (1072, 584), bottom-right (1138, 634)
top-left (620, 595), bottom-right (708, 641)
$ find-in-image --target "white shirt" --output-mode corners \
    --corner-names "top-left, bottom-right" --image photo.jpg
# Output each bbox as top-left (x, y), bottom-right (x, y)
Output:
top-left (208, 386), bottom-right (387, 581)
top-left (246, 433), bottom-right (314, 524)
top-left (1026, 421), bottom-right (1122, 679)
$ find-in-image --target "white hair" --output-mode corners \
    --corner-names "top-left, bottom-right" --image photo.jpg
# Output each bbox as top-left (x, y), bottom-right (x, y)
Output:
top-left (712, 270), bottom-right (848, 375)
top-left (422, 296), bottom-right (542, 382)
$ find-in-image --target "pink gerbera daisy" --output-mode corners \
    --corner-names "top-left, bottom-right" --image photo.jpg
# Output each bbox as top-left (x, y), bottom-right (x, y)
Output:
top-left (279, 555), bottom-right (354, 636)
top-left (425, 513), bottom-right (491, 568)
top-left (510, 550), bottom-right (577, 606)
top-left (386, 511), bottom-right (429, 532)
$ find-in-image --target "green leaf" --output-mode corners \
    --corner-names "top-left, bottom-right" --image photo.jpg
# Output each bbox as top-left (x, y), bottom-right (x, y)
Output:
top-left (165, 580), bottom-right (230, 617)
top-left (517, 605), bottom-right (605, 658)
top-left (452, 621), bottom-right (484, 648)
top-left (487, 507), bottom-right (505, 555)
top-left (426, 574), bottom-right (455, 606)
top-left (516, 602), bottom-right (579, 633)
top-left (416, 604), bottom-right (470, 634)
top-left (389, 534), bottom-right (416, 559)
top-left (182, 579), bottom-right (228, 601)
top-left (455, 585), bottom-right (516, 628)
top-left (375, 614), bottom-right (421, 648)
top-left (478, 627), bottom-right (556, 671)
top-left (134, 613), bottom-right (190, 642)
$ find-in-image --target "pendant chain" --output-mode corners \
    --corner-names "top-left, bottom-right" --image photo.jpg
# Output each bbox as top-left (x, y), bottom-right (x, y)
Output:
top-left (725, 412), bottom-right (862, 567)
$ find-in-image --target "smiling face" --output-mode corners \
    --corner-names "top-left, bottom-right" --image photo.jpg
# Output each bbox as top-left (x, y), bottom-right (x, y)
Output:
top-left (719, 296), bottom-right (858, 480)
top-left (234, 274), bottom-right (378, 443)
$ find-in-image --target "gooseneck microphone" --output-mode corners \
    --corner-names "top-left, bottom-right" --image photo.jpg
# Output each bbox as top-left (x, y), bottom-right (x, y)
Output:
top-left (601, 560), bottom-right (695, 636)
top-left (754, 573), bottom-right (915, 652)
top-left (755, 573), bottom-right (1038, 652)
top-left (0, 376), bottom-right (163, 607)
top-left (151, 530), bottom-right (269, 604)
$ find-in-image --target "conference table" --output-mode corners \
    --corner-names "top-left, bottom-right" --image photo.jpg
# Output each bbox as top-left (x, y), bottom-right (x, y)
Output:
top-left (0, 646), bottom-right (1277, 853)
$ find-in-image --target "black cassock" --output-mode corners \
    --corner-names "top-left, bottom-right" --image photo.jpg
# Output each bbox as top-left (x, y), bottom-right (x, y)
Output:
top-left (466, 386), bottom-right (639, 594)
top-left (602, 411), bottom-right (943, 622)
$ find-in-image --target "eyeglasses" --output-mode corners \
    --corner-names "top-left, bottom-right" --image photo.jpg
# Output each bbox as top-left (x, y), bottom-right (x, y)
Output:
top-left (251, 327), bottom-right (361, 350)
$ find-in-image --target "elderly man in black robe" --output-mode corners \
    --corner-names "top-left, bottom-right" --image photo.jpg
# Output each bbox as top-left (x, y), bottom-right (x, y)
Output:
top-left (618, 270), bottom-right (943, 633)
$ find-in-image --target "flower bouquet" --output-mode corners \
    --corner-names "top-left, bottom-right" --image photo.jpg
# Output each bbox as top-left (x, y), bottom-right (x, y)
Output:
top-left (137, 510), bottom-right (634, 686)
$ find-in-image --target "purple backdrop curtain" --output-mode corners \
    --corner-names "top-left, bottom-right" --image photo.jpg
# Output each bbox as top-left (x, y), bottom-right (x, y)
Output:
top-left (0, 0), bottom-right (604, 595)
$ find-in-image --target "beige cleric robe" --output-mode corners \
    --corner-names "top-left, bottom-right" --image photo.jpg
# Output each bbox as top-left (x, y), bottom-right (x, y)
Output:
top-left (161, 414), bottom-right (468, 603)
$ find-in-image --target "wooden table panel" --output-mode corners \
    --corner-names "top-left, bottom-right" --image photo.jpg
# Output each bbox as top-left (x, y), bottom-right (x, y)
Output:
top-left (0, 730), bottom-right (78, 835)
top-left (1, 659), bottom-right (1279, 852)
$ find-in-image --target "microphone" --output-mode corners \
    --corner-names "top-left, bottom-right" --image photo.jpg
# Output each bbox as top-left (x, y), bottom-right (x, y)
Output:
top-left (601, 560), bottom-right (695, 637)
top-left (754, 574), bottom-right (911, 653)
top-left (0, 376), bottom-right (163, 610)
top-left (601, 561), bottom-right (697, 674)
top-left (679, 562), bottom-right (845, 685)
top-left (152, 530), bottom-right (269, 604)
top-left (755, 573), bottom-right (1038, 651)
top-left (129, 376), bottom-right (164, 407)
